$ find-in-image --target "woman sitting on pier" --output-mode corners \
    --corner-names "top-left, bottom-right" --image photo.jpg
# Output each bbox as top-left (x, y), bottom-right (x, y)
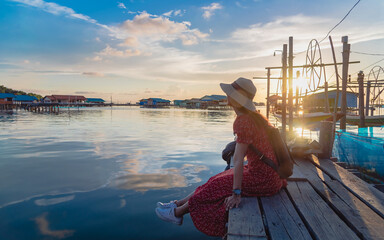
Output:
top-left (155, 77), bottom-right (287, 237)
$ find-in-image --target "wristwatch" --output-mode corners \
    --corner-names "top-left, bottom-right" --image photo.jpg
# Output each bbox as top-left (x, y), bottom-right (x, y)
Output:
top-left (233, 189), bottom-right (242, 195)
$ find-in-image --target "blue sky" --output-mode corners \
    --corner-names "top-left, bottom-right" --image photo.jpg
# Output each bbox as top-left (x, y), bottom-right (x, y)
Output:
top-left (0, 0), bottom-right (384, 103)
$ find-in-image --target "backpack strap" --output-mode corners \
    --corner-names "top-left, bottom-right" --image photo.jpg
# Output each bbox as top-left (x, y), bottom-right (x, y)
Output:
top-left (248, 144), bottom-right (279, 173)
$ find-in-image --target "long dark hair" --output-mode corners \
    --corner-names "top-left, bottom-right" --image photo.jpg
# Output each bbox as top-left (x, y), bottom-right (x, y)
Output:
top-left (238, 107), bottom-right (270, 128)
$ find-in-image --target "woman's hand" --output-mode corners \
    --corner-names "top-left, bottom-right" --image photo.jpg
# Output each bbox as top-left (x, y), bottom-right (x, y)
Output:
top-left (224, 194), bottom-right (241, 211)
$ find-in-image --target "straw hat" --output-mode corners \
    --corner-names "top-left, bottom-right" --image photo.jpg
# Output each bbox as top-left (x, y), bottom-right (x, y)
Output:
top-left (220, 77), bottom-right (257, 112)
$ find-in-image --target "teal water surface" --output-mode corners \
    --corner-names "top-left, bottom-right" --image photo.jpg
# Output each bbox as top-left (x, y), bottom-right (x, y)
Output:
top-left (0, 107), bottom-right (241, 239)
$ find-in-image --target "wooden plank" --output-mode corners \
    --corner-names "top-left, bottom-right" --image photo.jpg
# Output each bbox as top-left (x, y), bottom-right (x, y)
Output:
top-left (227, 197), bottom-right (267, 240)
top-left (310, 155), bottom-right (384, 218)
top-left (287, 181), bottom-right (359, 240)
top-left (261, 190), bottom-right (312, 240)
top-left (295, 161), bottom-right (384, 239)
top-left (288, 162), bottom-right (307, 181)
top-left (295, 158), bottom-right (332, 182)
top-left (326, 180), bottom-right (384, 240)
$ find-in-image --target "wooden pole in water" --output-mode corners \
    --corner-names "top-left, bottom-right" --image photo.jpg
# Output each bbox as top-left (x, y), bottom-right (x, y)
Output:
top-left (366, 81), bottom-right (371, 116)
top-left (296, 86), bottom-right (299, 113)
top-left (329, 31), bottom-right (340, 147)
top-left (282, 44), bottom-right (288, 140)
top-left (288, 37), bottom-right (293, 133)
top-left (324, 81), bottom-right (330, 113)
top-left (358, 71), bottom-right (365, 128)
top-left (371, 100), bottom-right (374, 116)
top-left (340, 36), bottom-right (350, 130)
top-left (266, 68), bottom-right (271, 119)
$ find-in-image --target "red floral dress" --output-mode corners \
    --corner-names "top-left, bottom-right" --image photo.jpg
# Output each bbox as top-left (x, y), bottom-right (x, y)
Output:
top-left (188, 114), bottom-right (287, 237)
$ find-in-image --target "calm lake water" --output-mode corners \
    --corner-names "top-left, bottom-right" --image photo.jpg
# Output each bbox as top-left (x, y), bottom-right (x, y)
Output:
top-left (1, 106), bottom-right (383, 239)
top-left (0, 106), bottom-right (246, 240)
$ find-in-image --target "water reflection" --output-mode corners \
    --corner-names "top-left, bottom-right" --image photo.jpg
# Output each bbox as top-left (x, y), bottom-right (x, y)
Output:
top-left (111, 173), bottom-right (187, 191)
top-left (34, 195), bottom-right (75, 206)
top-left (35, 212), bottom-right (75, 239)
top-left (0, 107), bottom-right (234, 239)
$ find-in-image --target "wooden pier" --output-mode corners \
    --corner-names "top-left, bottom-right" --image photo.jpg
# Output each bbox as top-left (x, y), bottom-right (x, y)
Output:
top-left (25, 103), bottom-right (60, 113)
top-left (227, 155), bottom-right (384, 240)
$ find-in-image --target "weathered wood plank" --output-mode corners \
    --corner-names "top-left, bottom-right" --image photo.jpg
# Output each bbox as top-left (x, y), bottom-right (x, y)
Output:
top-left (310, 155), bottom-right (384, 218)
top-left (287, 181), bottom-right (359, 240)
top-left (288, 162), bottom-right (308, 181)
top-left (326, 180), bottom-right (384, 240)
top-left (261, 190), bottom-right (312, 240)
top-left (228, 197), bottom-right (267, 240)
top-left (295, 158), bottom-right (333, 182)
top-left (295, 160), bottom-right (384, 240)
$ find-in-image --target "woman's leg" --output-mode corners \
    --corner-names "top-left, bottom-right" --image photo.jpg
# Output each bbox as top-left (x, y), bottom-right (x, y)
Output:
top-left (174, 202), bottom-right (189, 218)
top-left (176, 191), bottom-right (194, 206)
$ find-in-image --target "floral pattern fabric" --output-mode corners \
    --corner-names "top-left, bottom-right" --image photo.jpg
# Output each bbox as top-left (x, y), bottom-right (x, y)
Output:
top-left (188, 114), bottom-right (287, 237)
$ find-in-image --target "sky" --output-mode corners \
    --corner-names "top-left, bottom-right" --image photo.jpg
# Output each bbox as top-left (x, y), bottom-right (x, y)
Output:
top-left (0, 0), bottom-right (384, 103)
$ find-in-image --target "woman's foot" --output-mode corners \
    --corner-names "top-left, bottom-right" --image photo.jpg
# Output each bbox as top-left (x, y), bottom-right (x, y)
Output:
top-left (156, 200), bottom-right (177, 209)
top-left (155, 207), bottom-right (183, 225)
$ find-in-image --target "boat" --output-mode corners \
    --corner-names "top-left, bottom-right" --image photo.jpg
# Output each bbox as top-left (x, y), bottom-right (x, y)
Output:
top-left (346, 115), bottom-right (384, 127)
top-left (273, 112), bottom-right (343, 127)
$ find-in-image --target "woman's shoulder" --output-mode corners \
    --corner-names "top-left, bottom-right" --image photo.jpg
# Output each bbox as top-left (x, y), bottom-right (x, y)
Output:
top-left (234, 114), bottom-right (254, 129)
top-left (235, 114), bottom-right (253, 123)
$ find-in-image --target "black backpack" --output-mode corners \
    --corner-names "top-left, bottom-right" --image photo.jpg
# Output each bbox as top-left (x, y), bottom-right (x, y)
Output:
top-left (222, 126), bottom-right (294, 179)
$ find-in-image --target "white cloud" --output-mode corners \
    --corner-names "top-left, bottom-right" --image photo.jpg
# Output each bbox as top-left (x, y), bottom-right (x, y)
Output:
top-left (201, 3), bottom-right (223, 20)
top-left (235, 1), bottom-right (246, 8)
top-left (121, 37), bottom-right (138, 47)
top-left (174, 10), bottom-right (182, 16)
top-left (163, 10), bottom-right (173, 17)
top-left (163, 9), bottom-right (184, 17)
top-left (118, 12), bottom-right (208, 45)
top-left (10, 0), bottom-right (113, 32)
top-left (229, 13), bottom-right (384, 55)
top-left (86, 56), bottom-right (103, 62)
top-left (82, 72), bottom-right (105, 77)
top-left (11, 0), bottom-right (97, 23)
top-left (118, 2), bottom-right (126, 9)
top-left (97, 45), bottom-right (141, 57)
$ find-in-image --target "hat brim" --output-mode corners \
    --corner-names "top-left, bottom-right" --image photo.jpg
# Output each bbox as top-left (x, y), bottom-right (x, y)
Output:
top-left (220, 83), bottom-right (256, 112)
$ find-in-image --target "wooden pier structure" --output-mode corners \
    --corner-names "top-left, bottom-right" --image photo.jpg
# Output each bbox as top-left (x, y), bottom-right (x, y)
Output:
top-left (24, 103), bottom-right (60, 113)
top-left (227, 155), bottom-right (384, 240)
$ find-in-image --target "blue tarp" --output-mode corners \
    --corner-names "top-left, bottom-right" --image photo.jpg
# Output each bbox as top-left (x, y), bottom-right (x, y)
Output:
top-left (0, 93), bottom-right (16, 99)
top-left (14, 95), bottom-right (38, 101)
top-left (86, 98), bottom-right (105, 103)
top-left (333, 127), bottom-right (384, 176)
top-left (200, 95), bottom-right (227, 101)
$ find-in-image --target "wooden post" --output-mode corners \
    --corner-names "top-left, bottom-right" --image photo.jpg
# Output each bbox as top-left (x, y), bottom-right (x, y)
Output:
top-left (358, 71), bottom-right (365, 128)
top-left (266, 68), bottom-right (271, 119)
top-left (371, 100), bottom-right (374, 116)
top-left (296, 86), bottom-right (299, 113)
top-left (324, 81), bottom-right (330, 113)
top-left (282, 44), bottom-right (288, 140)
top-left (366, 81), bottom-right (371, 116)
top-left (288, 37), bottom-right (293, 132)
top-left (319, 121), bottom-right (334, 159)
top-left (340, 36), bottom-right (350, 130)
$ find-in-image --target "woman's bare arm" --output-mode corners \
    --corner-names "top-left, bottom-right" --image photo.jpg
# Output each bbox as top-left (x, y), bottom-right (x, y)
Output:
top-left (224, 142), bottom-right (248, 210)
top-left (232, 142), bottom-right (248, 190)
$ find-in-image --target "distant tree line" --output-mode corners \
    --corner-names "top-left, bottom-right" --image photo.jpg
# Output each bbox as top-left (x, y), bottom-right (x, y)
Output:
top-left (0, 85), bottom-right (43, 100)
